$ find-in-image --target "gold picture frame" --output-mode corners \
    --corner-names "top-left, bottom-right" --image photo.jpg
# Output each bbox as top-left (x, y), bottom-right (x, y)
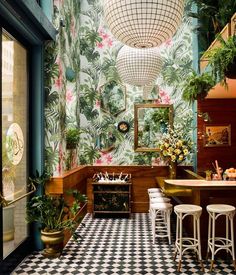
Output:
top-left (204, 124), bottom-right (231, 147)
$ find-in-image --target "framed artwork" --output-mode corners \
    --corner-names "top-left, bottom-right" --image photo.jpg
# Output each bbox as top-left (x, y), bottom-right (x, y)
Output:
top-left (204, 124), bottom-right (231, 147)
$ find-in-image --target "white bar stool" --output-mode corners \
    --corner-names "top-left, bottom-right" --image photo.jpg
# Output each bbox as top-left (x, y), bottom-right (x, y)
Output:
top-left (150, 202), bottom-right (173, 245)
top-left (206, 204), bottom-right (236, 271)
top-left (174, 204), bottom-right (204, 272)
top-left (148, 188), bottom-right (162, 194)
top-left (150, 197), bottom-right (171, 204)
top-left (148, 193), bottom-right (170, 219)
top-left (149, 192), bottom-right (165, 199)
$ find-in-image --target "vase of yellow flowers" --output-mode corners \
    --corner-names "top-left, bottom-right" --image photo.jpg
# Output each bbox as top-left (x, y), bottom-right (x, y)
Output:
top-left (158, 126), bottom-right (194, 179)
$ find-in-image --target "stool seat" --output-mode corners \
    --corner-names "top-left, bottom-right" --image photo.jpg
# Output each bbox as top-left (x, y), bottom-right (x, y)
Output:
top-left (174, 204), bottom-right (202, 214)
top-left (150, 197), bottom-right (171, 203)
top-left (148, 188), bottom-right (162, 194)
top-left (151, 202), bottom-right (172, 210)
top-left (207, 204), bottom-right (235, 213)
top-left (149, 193), bottom-right (165, 199)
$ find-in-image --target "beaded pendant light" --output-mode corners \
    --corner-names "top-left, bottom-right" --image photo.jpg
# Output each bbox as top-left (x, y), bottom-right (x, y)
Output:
top-left (103, 0), bottom-right (184, 48)
top-left (116, 46), bottom-right (163, 86)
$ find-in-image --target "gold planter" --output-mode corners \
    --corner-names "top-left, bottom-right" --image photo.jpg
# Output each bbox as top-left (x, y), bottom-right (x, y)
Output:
top-left (169, 162), bottom-right (177, 179)
top-left (41, 230), bottom-right (64, 258)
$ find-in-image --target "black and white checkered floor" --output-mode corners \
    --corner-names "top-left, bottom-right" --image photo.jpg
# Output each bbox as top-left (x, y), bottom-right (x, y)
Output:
top-left (13, 213), bottom-right (235, 275)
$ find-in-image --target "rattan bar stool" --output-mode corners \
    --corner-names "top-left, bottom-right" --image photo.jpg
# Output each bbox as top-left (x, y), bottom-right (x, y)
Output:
top-left (150, 202), bottom-right (173, 245)
top-left (206, 204), bottom-right (236, 271)
top-left (174, 204), bottom-right (204, 272)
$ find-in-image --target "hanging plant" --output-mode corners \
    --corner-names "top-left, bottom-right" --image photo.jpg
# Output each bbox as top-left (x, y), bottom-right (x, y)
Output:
top-left (205, 35), bottom-right (236, 87)
top-left (182, 71), bottom-right (215, 103)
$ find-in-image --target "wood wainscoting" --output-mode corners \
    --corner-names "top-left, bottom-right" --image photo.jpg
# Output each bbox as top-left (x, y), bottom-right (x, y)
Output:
top-left (46, 165), bottom-right (192, 213)
top-left (45, 165), bottom-right (192, 245)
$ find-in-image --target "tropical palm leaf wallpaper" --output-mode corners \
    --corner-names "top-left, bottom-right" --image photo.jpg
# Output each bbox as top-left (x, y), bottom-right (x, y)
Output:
top-left (45, 0), bottom-right (195, 175)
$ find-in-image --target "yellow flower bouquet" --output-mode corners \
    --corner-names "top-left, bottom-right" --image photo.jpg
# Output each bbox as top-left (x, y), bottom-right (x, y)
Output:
top-left (158, 126), bottom-right (193, 164)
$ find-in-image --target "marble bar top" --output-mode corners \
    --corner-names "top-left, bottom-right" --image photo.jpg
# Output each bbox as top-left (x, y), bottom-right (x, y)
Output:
top-left (164, 179), bottom-right (236, 190)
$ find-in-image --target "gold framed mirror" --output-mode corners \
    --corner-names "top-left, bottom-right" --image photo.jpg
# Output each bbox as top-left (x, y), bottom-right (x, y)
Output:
top-left (134, 104), bottom-right (173, 152)
top-left (100, 81), bottom-right (126, 116)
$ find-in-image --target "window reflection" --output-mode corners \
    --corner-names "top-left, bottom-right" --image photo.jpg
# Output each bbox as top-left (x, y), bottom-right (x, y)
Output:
top-left (2, 30), bottom-right (28, 258)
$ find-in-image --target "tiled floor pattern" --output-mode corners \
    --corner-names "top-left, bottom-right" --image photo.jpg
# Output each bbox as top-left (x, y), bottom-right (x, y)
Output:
top-left (12, 213), bottom-right (235, 275)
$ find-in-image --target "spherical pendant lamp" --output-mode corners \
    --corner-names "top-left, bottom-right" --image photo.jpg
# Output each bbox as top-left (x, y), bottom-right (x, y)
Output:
top-left (116, 46), bottom-right (163, 86)
top-left (103, 0), bottom-right (184, 48)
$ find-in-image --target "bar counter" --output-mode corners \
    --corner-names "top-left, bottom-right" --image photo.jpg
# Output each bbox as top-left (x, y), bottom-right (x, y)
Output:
top-left (165, 179), bottom-right (236, 189)
top-left (164, 179), bottom-right (236, 252)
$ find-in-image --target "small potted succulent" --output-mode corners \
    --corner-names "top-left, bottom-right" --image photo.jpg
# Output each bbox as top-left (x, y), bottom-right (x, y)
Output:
top-left (182, 71), bottom-right (215, 104)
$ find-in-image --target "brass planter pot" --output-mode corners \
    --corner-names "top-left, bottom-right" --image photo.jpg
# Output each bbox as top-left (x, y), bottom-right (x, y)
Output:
top-left (41, 230), bottom-right (64, 258)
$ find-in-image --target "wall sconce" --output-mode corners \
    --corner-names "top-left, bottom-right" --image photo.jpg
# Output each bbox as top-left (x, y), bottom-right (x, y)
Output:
top-left (197, 111), bottom-right (211, 122)
top-left (116, 46), bottom-right (163, 86)
top-left (103, 0), bottom-right (184, 48)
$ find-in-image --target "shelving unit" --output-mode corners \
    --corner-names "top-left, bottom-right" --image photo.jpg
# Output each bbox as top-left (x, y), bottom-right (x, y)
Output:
top-left (92, 178), bottom-right (132, 217)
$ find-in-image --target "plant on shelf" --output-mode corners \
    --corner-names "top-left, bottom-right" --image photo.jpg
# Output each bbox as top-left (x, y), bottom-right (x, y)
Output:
top-left (205, 35), bottom-right (236, 87)
top-left (65, 128), bottom-right (80, 149)
top-left (26, 189), bottom-right (87, 257)
top-left (188, 0), bottom-right (236, 51)
top-left (182, 71), bottom-right (215, 103)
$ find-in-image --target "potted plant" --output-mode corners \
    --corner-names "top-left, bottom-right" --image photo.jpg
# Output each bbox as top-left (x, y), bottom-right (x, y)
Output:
top-left (66, 128), bottom-right (80, 149)
top-left (182, 71), bottom-right (215, 104)
top-left (26, 189), bottom-right (87, 257)
top-left (188, 0), bottom-right (236, 51)
top-left (65, 128), bottom-right (80, 170)
top-left (205, 35), bottom-right (236, 86)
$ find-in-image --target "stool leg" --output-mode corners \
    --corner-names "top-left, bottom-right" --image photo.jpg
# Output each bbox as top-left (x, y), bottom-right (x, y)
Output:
top-left (193, 216), bottom-right (197, 259)
top-left (197, 216), bottom-right (204, 272)
top-left (230, 217), bottom-right (236, 270)
top-left (178, 213), bottom-right (183, 272)
top-left (210, 213), bottom-right (216, 272)
top-left (174, 214), bottom-right (179, 260)
top-left (151, 209), bottom-right (156, 244)
top-left (206, 212), bottom-right (211, 260)
top-left (167, 209), bottom-right (171, 245)
top-left (226, 215), bottom-right (229, 253)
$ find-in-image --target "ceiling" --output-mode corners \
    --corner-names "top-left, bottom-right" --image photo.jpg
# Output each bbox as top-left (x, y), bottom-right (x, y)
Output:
top-left (207, 78), bottom-right (236, 98)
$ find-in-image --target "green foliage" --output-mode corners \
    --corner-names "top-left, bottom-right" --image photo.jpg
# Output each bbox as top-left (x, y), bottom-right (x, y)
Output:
top-left (44, 41), bottom-right (59, 98)
top-left (28, 170), bottom-right (51, 186)
top-left (189, 0), bottom-right (236, 51)
top-left (205, 35), bottom-right (236, 87)
top-left (66, 128), bottom-right (80, 149)
top-left (182, 71), bottom-right (215, 103)
top-left (26, 190), bottom-right (87, 240)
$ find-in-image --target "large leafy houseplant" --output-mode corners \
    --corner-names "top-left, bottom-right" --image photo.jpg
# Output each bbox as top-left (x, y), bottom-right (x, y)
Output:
top-left (26, 189), bottom-right (87, 257)
top-left (26, 190), bottom-right (86, 233)
top-left (182, 71), bottom-right (215, 103)
top-left (206, 35), bottom-right (236, 87)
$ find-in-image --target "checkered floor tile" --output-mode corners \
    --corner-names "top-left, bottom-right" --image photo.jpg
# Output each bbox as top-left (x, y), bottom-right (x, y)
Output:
top-left (12, 213), bottom-right (235, 275)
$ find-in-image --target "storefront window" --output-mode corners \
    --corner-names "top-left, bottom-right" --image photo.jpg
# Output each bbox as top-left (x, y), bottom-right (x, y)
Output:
top-left (2, 31), bottom-right (28, 258)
